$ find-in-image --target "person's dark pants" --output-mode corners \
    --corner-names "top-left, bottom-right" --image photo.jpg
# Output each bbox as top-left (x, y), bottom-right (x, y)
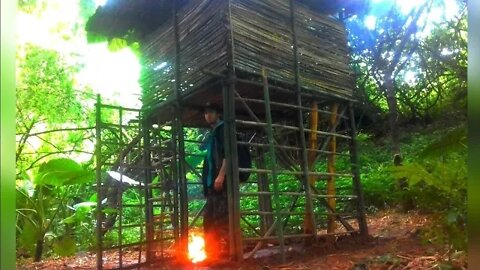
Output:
top-left (203, 187), bottom-right (229, 259)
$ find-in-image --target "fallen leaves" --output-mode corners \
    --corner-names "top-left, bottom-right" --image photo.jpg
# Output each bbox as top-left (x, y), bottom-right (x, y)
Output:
top-left (16, 210), bottom-right (467, 270)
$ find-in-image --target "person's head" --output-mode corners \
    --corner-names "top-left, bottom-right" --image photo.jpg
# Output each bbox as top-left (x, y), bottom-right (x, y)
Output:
top-left (203, 102), bottom-right (222, 126)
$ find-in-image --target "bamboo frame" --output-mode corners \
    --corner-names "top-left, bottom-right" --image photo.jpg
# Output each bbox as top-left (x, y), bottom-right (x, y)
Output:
top-left (94, 0), bottom-right (368, 268)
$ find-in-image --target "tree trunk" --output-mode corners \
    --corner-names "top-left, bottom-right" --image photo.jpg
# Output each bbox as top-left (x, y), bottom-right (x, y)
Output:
top-left (385, 78), bottom-right (401, 157)
top-left (34, 238), bottom-right (44, 262)
top-left (385, 79), bottom-right (414, 211)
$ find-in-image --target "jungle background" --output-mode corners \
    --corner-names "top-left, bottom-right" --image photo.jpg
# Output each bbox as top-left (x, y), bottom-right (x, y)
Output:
top-left (15, 0), bottom-right (467, 269)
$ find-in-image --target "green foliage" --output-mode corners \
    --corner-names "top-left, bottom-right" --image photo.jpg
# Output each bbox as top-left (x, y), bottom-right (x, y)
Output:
top-left (16, 158), bottom-right (95, 261)
top-left (419, 125), bottom-right (466, 159)
top-left (17, 0), bottom-right (46, 14)
top-left (108, 38), bottom-right (129, 52)
top-left (15, 44), bottom-right (95, 177)
top-left (390, 126), bottom-right (467, 251)
top-left (35, 158), bottom-right (94, 186)
top-left (52, 236), bottom-right (76, 257)
top-left (17, 44), bottom-right (82, 124)
top-left (78, 0), bottom-right (96, 23)
top-left (348, 2), bottom-right (467, 125)
top-left (355, 134), bottom-right (398, 208)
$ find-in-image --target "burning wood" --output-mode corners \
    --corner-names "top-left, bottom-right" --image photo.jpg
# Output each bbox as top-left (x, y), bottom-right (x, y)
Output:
top-left (188, 233), bottom-right (206, 263)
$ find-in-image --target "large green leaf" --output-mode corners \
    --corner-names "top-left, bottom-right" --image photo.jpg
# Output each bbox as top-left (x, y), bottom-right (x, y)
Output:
top-left (62, 215), bottom-right (77, 225)
top-left (61, 201), bottom-right (96, 224)
top-left (419, 126), bottom-right (466, 158)
top-left (389, 163), bottom-right (435, 186)
top-left (34, 158), bottom-right (93, 186)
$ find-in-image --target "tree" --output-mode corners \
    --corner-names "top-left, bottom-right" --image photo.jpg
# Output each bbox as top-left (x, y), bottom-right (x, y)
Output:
top-left (416, 4), bottom-right (467, 117)
top-left (16, 44), bottom-right (96, 176)
top-left (348, 0), bottom-right (467, 147)
top-left (15, 44), bottom-right (99, 260)
top-left (348, 2), bottom-right (433, 163)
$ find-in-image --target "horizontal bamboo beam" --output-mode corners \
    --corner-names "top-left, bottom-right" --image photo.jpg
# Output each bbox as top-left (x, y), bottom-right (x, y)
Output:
top-left (236, 141), bottom-right (350, 157)
top-left (235, 96), bottom-right (348, 119)
top-left (98, 103), bottom-right (142, 112)
top-left (240, 192), bottom-right (357, 199)
top-left (238, 167), bottom-right (353, 178)
top-left (243, 230), bottom-right (361, 243)
top-left (235, 120), bottom-right (352, 139)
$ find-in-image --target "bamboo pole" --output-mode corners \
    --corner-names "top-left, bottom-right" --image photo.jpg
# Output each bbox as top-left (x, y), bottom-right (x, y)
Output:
top-left (173, 0), bottom-right (189, 257)
top-left (142, 116), bottom-right (155, 263)
top-left (95, 95), bottom-right (104, 270)
top-left (170, 108), bottom-right (180, 247)
top-left (226, 0), bottom-right (243, 261)
top-left (347, 102), bottom-right (369, 239)
top-left (327, 103), bottom-right (339, 233)
top-left (262, 68), bottom-right (285, 263)
top-left (304, 101), bottom-right (318, 236)
top-left (256, 148), bottom-right (273, 247)
top-left (308, 102), bottom-right (319, 174)
top-left (118, 107), bottom-right (124, 268)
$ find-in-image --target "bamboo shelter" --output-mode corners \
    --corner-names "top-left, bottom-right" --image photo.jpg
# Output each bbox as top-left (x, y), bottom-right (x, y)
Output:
top-left (88, 0), bottom-right (368, 269)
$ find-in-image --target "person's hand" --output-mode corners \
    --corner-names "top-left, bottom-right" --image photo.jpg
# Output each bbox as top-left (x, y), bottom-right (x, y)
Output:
top-left (214, 175), bottom-right (225, 191)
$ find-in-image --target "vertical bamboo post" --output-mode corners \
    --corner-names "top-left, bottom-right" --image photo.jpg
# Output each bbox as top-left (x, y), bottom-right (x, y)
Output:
top-left (256, 148), bottom-right (273, 246)
top-left (142, 117), bottom-right (155, 262)
top-left (118, 107), bottom-right (124, 268)
top-left (170, 107), bottom-right (180, 246)
top-left (347, 102), bottom-right (369, 239)
top-left (305, 102), bottom-right (318, 235)
top-left (223, 80), bottom-right (243, 261)
top-left (225, 0), bottom-right (243, 261)
top-left (262, 68), bottom-right (285, 263)
top-left (327, 103), bottom-right (339, 233)
top-left (176, 118), bottom-right (189, 258)
top-left (95, 94), bottom-right (103, 270)
top-left (172, 0), bottom-right (189, 256)
top-left (289, 0), bottom-right (316, 239)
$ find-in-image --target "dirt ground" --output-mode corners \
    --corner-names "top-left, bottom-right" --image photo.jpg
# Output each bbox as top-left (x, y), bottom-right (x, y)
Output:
top-left (17, 210), bottom-right (467, 270)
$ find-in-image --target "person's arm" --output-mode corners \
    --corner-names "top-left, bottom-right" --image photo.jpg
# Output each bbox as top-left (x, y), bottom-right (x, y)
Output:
top-left (214, 158), bottom-right (227, 191)
top-left (214, 123), bottom-right (226, 191)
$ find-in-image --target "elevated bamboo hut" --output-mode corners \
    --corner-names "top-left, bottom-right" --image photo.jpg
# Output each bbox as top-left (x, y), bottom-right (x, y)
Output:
top-left (88, 0), bottom-right (368, 269)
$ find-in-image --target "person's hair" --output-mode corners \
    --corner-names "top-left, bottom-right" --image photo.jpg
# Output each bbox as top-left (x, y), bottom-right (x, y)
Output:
top-left (204, 102), bottom-right (222, 114)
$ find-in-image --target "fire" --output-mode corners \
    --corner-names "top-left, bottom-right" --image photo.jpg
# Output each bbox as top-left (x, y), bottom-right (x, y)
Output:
top-left (188, 233), bottom-right (207, 263)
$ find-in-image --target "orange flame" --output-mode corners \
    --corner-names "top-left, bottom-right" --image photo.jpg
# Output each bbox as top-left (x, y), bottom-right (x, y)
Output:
top-left (188, 233), bottom-right (207, 263)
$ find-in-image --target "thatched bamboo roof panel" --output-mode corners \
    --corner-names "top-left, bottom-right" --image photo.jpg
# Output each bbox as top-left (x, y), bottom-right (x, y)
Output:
top-left (86, 0), bottom-right (366, 41)
top-left (231, 0), bottom-right (295, 84)
top-left (89, 0), bottom-right (359, 110)
top-left (230, 0), bottom-right (354, 98)
top-left (177, 0), bottom-right (228, 94)
top-left (140, 20), bottom-right (175, 108)
top-left (295, 2), bottom-right (355, 97)
top-left (139, 0), bottom-right (228, 109)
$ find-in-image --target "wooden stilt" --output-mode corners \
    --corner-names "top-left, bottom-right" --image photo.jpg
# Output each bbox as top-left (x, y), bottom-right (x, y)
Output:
top-left (305, 102), bottom-right (319, 236)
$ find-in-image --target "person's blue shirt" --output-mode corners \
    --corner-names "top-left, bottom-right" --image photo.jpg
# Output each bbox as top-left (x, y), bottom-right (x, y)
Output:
top-left (200, 120), bottom-right (224, 188)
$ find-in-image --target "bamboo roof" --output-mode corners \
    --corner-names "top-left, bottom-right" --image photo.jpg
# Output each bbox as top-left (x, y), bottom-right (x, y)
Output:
top-left (137, 0), bottom-right (357, 110)
top-left (86, 0), bottom-right (366, 41)
top-left (86, 0), bottom-right (362, 120)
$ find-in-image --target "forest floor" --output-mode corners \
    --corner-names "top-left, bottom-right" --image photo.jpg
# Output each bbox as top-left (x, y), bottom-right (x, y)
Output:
top-left (17, 210), bottom-right (467, 270)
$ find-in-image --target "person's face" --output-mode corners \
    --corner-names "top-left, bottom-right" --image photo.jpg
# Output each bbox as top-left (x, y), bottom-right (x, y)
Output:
top-left (204, 109), bottom-right (219, 126)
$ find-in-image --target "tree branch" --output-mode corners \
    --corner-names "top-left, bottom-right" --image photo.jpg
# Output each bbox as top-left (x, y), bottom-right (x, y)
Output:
top-left (18, 126), bottom-right (95, 137)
